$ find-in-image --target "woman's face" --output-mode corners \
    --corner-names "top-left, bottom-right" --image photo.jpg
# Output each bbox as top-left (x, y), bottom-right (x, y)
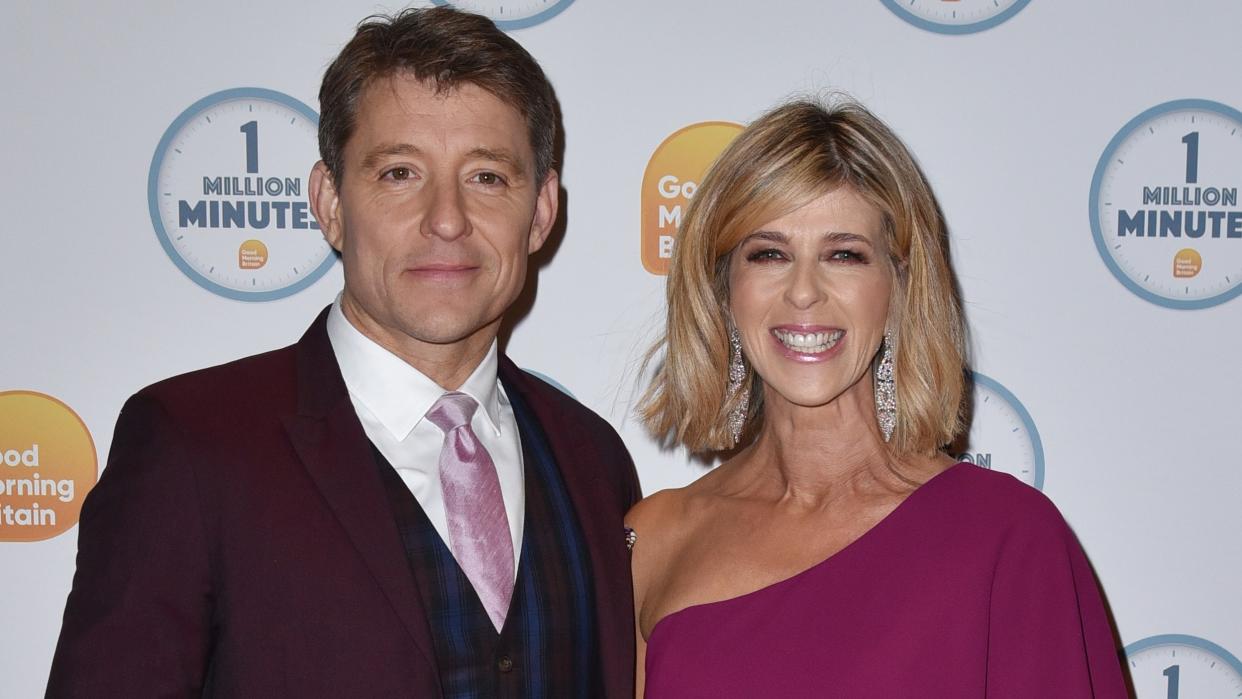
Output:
top-left (728, 187), bottom-right (894, 411)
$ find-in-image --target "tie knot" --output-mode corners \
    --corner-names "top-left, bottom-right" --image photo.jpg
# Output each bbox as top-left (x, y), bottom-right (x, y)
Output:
top-left (425, 392), bottom-right (479, 433)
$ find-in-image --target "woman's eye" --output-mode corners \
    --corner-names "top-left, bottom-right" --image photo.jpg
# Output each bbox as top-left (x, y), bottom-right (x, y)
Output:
top-left (746, 248), bottom-right (786, 262)
top-left (383, 167), bottom-right (412, 181)
top-left (830, 249), bottom-right (867, 263)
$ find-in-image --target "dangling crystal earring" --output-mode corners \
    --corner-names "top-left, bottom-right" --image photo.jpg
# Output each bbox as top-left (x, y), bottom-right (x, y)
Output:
top-left (875, 332), bottom-right (896, 442)
top-left (727, 326), bottom-right (750, 444)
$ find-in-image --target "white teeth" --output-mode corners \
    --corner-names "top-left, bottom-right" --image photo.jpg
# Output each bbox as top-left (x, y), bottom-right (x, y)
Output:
top-left (773, 329), bottom-right (844, 353)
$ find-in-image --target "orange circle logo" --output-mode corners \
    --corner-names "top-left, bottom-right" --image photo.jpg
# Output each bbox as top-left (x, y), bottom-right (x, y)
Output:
top-left (239, 239), bottom-right (270, 270)
top-left (1173, 248), bottom-right (1203, 278)
top-left (640, 122), bottom-right (743, 275)
top-left (0, 391), bottom-right (97, 541)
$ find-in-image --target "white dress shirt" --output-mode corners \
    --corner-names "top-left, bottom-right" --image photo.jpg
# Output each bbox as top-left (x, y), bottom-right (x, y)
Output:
top-left (326, 299), bottom-right (525, 577)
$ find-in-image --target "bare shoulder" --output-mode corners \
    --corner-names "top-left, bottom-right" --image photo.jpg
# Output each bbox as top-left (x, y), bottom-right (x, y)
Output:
top-left (625, 487), bottom-right (692, 561)
top-left (626, 479), bottom-right (722, 642)
top-left (626, 468), bottom-right (735, 599)
top-left (625, 487), bottom-right (681, 609)
top-left (625, 466), bottom-right (729, 548)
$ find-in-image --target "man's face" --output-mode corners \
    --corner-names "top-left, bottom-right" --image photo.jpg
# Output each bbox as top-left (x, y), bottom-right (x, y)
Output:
top-left (311, 75), bottom-right (557, 360)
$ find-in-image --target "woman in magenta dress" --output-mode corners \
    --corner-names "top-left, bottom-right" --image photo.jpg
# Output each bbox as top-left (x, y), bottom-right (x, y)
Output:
top-left (628, 99), bottom-right (1128, 698)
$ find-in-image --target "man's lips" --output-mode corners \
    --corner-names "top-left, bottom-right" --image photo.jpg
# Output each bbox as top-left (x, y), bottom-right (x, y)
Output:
top-left (404, 263), bottom-right (480, 282)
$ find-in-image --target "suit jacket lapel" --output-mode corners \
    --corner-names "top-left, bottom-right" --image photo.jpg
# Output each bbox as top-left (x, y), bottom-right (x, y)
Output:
top-left (281, 308), bottom-right (438, 677)
top-left (499, 358), bottom-right (636, 698)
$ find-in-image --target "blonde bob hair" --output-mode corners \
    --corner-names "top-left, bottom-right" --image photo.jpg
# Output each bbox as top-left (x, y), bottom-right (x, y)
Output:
top-left (639, 98), bottom-right (967, 455)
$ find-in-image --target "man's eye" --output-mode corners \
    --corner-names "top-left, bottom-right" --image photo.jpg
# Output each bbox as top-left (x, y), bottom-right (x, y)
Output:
top-left (474, 172), bottom-right (505, 186)
top-left (383, 167), bottom-right (412, 181)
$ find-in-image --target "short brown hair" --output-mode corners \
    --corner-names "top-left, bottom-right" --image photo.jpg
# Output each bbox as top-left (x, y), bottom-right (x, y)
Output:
top-left (318, 7), bottom-right (558, 181)
top-left (640, 98), bottom-right (967, 456)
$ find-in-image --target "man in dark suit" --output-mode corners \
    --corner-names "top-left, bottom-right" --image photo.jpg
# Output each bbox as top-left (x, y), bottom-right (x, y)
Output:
top-left (47, 8), bottom-right (640, 697)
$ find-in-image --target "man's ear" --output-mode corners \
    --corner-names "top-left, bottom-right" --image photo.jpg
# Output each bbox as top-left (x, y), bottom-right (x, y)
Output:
top-left (527, 169), bottom-right (560, 254)
top-left (309, 161), bottom-right (344, 252)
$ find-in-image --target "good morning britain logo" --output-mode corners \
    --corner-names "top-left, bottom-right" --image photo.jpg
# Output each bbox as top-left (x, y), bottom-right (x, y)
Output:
top-left (0, 391), bottom-right (97, 541)
top-left (640, 122), bottom-right (743, 275)
top-left (1090, 99), bottom-right (1242, 309)
top-left (148, 88), bottom-right (336, 301)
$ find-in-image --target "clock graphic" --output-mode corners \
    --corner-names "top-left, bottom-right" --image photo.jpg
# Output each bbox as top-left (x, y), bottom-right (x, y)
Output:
top-left (879, 0), bottom-right (1032, 34)
top-left (431, 0), bottom-right (576, 29)
top-left (148, 88), bottom-right (336, 302)
top-left (1090, 99), bottom-right (1242, 310)
top-left (954, 372), bottom-right (1044, 490)
top-left (1126, 634), bottom-right (1242, 698)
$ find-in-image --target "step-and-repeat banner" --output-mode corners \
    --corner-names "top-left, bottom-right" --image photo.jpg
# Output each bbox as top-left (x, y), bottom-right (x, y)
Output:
top-left (3, 1), bottom-right (1240, 695)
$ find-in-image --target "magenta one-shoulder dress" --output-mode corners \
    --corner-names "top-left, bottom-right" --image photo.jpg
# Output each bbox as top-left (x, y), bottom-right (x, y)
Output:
top-left (643, 463), bottom-right (1129, 698)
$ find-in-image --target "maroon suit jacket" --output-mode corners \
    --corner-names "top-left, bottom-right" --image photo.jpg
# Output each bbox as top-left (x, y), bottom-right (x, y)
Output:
top-left (47, 308), bottom-right (641, 697)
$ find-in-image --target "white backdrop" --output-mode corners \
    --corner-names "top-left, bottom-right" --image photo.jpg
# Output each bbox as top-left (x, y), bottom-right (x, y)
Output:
top-left (3, 1), bottom-right (1241, 696)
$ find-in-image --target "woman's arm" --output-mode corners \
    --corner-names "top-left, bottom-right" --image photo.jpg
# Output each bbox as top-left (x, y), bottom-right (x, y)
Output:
top-left (985, 497), bottom-right (1128, 698)
top-left (625, 490), bottom-right (679, 699)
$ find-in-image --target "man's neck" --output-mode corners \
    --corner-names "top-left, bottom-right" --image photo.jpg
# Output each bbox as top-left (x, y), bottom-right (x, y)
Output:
top-left (339, 300), bottom-right (498, 391)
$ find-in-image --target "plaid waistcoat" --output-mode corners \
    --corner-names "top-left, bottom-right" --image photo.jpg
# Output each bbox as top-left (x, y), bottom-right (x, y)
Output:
top-left (373, 384), bottom-right (602, 698)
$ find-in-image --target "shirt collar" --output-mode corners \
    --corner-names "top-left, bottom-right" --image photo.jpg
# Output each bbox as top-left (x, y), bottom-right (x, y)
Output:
top-left (326, 296), bottom-right (504, 440)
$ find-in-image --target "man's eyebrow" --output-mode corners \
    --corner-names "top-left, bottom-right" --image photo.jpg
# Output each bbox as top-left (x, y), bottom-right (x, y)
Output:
top-left (359, 143), bottom-right (421, 171)
top-left (357, 144), bottom-right (529, 175)
top-left (466, 146), bottom-right (527, 173)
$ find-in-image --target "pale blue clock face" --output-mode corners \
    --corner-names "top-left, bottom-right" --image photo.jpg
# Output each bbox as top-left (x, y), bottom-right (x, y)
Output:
top-left (955, 372), bottom-right (1044, 490)
top-left (1090, 99), bottom-right (1242, 309)
top-left (148, 88), bottom-right (335, 302)
top-left (431, 0), bottom-right (576, 29)
top-left (1126, 635), bottom-right (1242, 698)
top-left (880, 0), bottom-right (1032, 34)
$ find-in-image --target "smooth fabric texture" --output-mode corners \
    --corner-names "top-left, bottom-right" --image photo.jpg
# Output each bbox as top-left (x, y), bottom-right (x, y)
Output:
top-left (327, 299), bottom-right (525, 564)
top-left (375, 373), bottom-right (602, 698)
top-left (47, 307), bottom-right (641, 698)
top-left (427, 392), bottom-right (514, 630)
top-left (643, 463), bottom-right (1128, 698)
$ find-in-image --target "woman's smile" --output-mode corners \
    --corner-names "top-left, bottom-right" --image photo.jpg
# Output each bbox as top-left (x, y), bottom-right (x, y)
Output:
top-left (770, 326), bottom-right (846, 362)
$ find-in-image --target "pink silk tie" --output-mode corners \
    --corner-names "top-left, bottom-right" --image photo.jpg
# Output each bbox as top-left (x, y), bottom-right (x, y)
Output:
top-left (425, 392), bottom-right (515, 630)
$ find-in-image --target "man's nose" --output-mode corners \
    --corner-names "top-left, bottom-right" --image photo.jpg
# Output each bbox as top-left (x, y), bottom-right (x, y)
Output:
top-left (422, 178), bottom-right (469, 241)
